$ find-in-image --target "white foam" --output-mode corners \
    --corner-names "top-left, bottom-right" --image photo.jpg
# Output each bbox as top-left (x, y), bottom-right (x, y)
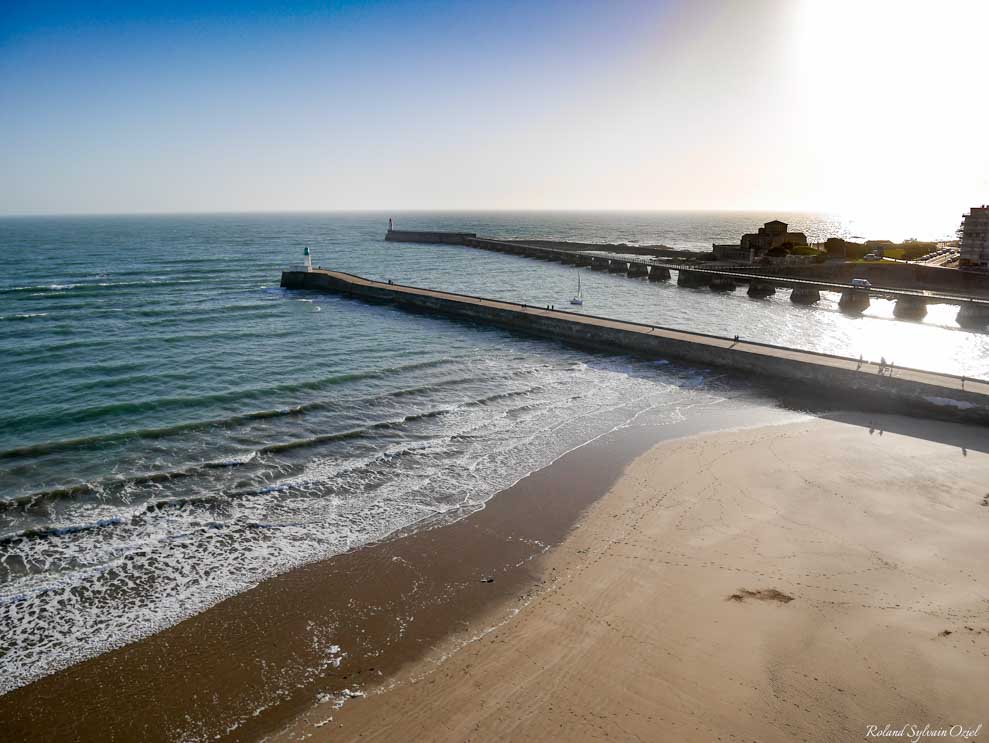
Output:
top-left (0, 354), bottom-right (752, 696)
top-left (0, 312), bottom-right (50, 321)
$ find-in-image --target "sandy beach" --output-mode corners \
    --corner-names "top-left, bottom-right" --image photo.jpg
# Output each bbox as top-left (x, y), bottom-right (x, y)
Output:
top-left (276, 413), bottom-right (989, 743)
top-left (0, 418), bottom-right (677, 743)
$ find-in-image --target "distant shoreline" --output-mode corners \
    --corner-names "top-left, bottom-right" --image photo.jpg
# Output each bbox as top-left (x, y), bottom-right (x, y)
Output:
top-left (0, 210), bottom-right (960, 245)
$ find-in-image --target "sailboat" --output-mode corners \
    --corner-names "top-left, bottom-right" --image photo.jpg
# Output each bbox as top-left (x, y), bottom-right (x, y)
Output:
top-left (570, 273), bottom-right (584, 306)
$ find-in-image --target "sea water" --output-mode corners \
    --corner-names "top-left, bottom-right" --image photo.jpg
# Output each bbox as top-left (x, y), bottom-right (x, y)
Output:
top-left (1, 211), bottom-right (986, 693)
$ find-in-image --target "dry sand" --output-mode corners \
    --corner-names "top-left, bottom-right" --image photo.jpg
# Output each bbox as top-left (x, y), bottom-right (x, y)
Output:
top-left (278, 413), bottom-right (989, 743)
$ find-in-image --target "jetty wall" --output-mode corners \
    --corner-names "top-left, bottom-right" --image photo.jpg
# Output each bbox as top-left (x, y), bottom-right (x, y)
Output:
top-left (282, 269), bottom-right (989, 426)
top-left (385, 230), bottom-right (475, 244)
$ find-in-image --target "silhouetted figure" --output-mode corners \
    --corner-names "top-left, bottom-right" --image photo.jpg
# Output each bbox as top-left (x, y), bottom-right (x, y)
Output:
top-left (879, 356), bottom-right (886, 374)
top-left (388, 218), bottom-right (393, 231)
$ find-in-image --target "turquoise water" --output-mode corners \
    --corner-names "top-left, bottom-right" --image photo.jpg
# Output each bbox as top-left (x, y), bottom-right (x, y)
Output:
top-left (0, 212), bottom-right (986, 694)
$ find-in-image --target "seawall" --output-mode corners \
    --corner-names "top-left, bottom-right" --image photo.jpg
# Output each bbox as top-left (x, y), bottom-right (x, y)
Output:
top-left (506, 239), bottom-right (710, 260)
top-left (281, 269), bottom-right (989, 426)
top-left (385, 229), bottom-right (476, 244)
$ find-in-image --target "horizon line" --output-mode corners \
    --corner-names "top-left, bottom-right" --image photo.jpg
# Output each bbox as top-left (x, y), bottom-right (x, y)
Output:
top-left (0, 207), bottom-right (848, 219)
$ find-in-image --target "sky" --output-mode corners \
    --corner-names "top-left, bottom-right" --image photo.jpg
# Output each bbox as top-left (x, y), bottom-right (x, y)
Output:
top-left (1, 0), bottom-right (987, 223)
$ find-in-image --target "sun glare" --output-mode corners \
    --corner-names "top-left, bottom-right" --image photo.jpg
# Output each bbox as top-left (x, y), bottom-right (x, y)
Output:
top-left (790, 0), bottom-right (989, 223)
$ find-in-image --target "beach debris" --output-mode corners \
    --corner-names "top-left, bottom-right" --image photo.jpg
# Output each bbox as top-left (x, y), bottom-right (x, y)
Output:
top-left (728, 588), bottom-right (794, 604)
top-left (480, 576), bottom-right (495, 583)
top-left (940, 626), bottom-right (986, 637)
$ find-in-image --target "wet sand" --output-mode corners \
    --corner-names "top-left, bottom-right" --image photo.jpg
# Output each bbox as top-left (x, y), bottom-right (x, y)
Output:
top-left (1, 413), bottom-right (723, 742)
top-left (276, 413), bottom-right (989, 743)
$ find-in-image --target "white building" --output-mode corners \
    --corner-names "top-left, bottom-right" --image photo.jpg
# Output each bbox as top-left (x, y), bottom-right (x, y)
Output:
top-left (959, 206), bottom-right (989, 269)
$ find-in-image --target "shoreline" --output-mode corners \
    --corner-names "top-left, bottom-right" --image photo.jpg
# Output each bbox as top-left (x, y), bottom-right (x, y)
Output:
top-left (0, 401), bottom-right (788, 741)
top-left (277, 411), bottom-right (989, 742)
top-left (4, 408), bottom-right (986, 742)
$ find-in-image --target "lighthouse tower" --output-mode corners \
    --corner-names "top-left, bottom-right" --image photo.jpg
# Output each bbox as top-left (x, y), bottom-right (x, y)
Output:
top-left (292, 247), bottom-right (313, 273)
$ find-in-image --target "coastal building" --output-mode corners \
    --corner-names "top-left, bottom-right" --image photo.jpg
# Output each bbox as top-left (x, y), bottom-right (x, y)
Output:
top-left (824, 237), bottom-right (854, 258)
top-left (741, 220), bottom-right (808, 253)
top-left (959, 206), bottom-right (989, 269)
top-left (712, 219), bottom-right (808, 263)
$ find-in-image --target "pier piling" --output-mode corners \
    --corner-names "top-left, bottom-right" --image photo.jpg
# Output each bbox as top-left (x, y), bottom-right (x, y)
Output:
top-left (957, 302), bottom-right (989, 328)
top-left (648, 266), bottom-right (672, 282)
top-left (892, 295), bottom-right (928, 320)
top-left (677, 270), bottom-right (712, 288)
top-left (747, 280), bottom-right (777, 298)
top-left (790, 286), bottom-right (822, 305)
top-left (839, 288), bottom-right (871, 314)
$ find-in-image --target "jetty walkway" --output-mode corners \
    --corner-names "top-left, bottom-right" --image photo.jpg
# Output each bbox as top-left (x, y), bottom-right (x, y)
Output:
top-left (385, 229), bottom-right (989, 325)
top-left (281, 268), bottom-right (989, 426)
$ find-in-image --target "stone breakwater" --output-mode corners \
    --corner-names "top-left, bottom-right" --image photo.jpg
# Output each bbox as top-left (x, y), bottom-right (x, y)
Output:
top-left (281, 269), bottom-right (989, 426)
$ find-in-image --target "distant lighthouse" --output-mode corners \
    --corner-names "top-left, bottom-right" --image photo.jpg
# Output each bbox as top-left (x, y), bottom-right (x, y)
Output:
top-left (303, 246), bottom-right (313, 272)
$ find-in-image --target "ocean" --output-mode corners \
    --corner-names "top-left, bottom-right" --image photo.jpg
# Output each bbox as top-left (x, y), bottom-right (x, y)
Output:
top-left (1, 211), bottom-right (986, 695)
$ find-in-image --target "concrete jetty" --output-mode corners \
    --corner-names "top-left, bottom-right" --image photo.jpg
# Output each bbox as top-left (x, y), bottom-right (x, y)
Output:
top-left (386, 229), bottom-right (477, 245)
top-left (281, 268), bottom-right (989, 426)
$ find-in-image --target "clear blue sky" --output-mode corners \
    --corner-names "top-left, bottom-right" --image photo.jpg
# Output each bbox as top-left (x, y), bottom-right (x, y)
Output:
top-left (2, 0), bottom-right (987, 218)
